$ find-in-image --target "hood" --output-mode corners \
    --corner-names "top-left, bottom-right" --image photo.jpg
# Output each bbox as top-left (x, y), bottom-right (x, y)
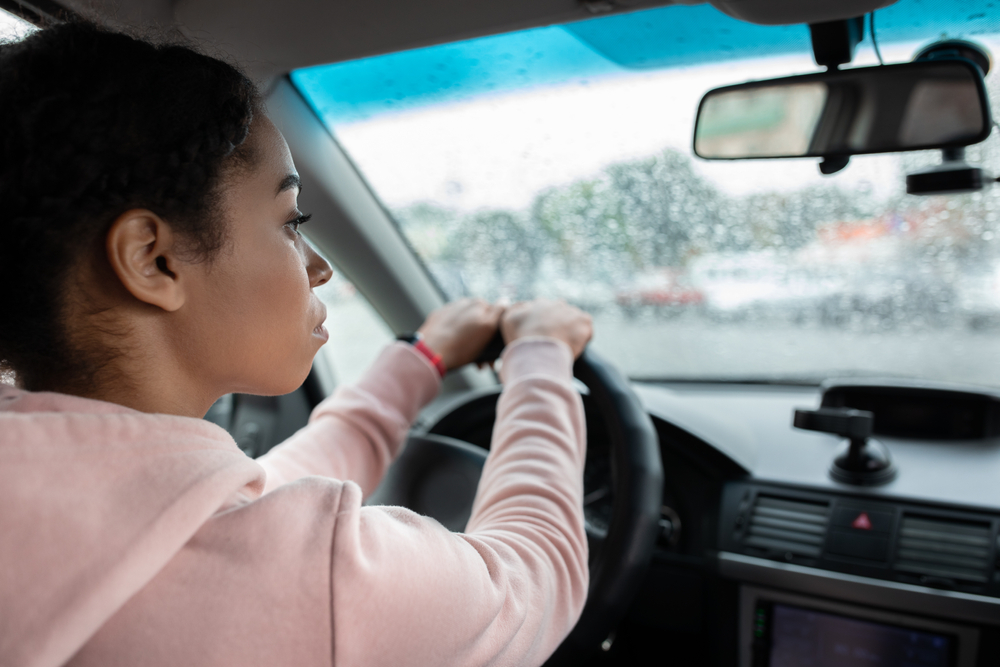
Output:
top-left (0, 384), bottom-right (266, 667)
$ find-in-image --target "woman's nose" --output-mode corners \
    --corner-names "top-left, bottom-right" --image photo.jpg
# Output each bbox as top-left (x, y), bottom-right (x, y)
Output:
top-left (306, 243), bottom-right (333, 288)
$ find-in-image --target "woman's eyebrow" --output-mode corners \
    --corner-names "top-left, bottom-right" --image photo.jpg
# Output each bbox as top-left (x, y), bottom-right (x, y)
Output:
top-left (276, 174), bottom-right (302, 196)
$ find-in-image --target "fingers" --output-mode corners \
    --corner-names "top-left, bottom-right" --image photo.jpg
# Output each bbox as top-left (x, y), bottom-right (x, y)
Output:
top-left (499, 298), bottom-right (593, 359)
top-left (416, 297), bottom-right (591, 371)
top-left (479, 299), bottom-right (505, 326)
top-left (417, 298), bottom-right (508, 371)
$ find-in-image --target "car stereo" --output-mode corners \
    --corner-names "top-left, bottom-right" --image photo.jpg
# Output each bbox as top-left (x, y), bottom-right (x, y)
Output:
top-left (739, 587), bottom-right (979, 667)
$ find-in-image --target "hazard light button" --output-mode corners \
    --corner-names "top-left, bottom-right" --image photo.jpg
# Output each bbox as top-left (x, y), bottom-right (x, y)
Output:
top-left (831, 506), bottom-right (894, 533)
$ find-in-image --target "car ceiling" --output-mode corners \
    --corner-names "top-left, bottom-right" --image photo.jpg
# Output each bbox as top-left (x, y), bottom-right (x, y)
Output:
top-left (43, 0), bottom-right (897, 80)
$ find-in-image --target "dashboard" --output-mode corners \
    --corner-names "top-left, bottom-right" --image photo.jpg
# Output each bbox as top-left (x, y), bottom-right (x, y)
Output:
top-left (416, 378), bottom-right (1000, 666)
top-left (644, 381), bottom-right (1000, 667)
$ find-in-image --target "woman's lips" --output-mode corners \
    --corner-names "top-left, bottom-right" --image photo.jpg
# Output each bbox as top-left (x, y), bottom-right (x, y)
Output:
top-left (312, 302), bottom-right (329, 342)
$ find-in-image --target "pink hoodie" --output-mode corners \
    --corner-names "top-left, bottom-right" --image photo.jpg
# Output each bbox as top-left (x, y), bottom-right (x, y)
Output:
top-left (0, 337), bottom-right (588, 667)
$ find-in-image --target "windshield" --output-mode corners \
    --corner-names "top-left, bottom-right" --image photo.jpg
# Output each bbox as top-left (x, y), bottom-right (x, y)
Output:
top-left (293, 0), bottom-right (1000, 385)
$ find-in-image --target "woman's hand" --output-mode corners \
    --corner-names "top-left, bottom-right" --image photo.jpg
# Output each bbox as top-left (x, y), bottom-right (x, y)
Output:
top-left (500, 299), bottom-right (593, 359)
top-left (418, 298), bottom-right (505, 371)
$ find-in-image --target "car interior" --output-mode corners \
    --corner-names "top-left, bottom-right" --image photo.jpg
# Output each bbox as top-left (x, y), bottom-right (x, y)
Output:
top-left (3, 0), bottom-right (1000, 665)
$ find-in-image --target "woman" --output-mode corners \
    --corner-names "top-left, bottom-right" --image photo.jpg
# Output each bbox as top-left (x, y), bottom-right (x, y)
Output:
top-left (0, 21), bottom-right (592, 667)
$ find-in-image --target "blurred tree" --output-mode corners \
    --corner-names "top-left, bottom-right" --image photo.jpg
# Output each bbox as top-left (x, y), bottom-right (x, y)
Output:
top-left (391, 144), bottom-right (999, 304)
top-left (444, 209), bottom-right (546, 300)
top-left (602, 149), bottom-right (726, 267)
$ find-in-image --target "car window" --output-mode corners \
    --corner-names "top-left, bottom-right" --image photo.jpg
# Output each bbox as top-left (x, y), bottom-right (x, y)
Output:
top-left (313, 262), bottom-right (395, 387)
top-left (0, 8), bottom-right (36, 42)
top-left (292, 0), bottom-right (1000, 386)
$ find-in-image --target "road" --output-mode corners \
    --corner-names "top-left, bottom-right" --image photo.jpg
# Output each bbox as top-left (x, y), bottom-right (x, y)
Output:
top-left (319, 295), bottom-right (1000, 390)
top-left (590, 311), bottom-right (1000, 388)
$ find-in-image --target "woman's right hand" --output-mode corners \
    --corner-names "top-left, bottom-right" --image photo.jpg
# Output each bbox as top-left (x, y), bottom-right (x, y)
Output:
top-left (500, 299), bottom-right (593, 359)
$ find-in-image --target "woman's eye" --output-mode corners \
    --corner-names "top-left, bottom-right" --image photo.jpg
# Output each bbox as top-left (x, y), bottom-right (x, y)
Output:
top-left (286, 212), bottom-right (312, 234)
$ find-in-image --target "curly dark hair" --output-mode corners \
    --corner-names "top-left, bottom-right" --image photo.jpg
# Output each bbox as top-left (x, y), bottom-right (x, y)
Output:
top-left (0, 22), bottom-right (262, 391)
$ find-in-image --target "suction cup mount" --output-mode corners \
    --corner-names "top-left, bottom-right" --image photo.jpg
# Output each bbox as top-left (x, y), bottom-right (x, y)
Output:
top-left (793, 407), bottom-right (897, 486)
top-left (914, 39), bottom-right (992, 76)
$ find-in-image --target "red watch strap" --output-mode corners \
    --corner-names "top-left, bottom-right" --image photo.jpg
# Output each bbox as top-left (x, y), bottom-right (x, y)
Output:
top-left (412, 338), bottom-right (447, 378)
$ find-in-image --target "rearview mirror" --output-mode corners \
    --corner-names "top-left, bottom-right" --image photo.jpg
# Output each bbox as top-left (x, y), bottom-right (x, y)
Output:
top-left (693, 59), bottom-right (992, 160)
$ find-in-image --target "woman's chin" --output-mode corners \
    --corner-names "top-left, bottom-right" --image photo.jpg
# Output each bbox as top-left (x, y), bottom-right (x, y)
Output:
top-left (238, 363), bottom-right (316, 397)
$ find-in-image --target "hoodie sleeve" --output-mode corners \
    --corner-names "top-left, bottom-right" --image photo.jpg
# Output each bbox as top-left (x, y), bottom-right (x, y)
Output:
top-left (329, 337), bottom-right (588, 667)
top-left (256, 342), bottom-right (441, 495)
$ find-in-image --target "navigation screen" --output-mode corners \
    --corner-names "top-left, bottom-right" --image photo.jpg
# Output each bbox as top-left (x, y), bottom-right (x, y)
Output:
top-left (766, 603), bottom-right (954, 667)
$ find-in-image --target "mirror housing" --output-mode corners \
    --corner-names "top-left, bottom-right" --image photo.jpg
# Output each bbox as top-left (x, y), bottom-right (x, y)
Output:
top-left (693, 58), bottom-right (992, 161)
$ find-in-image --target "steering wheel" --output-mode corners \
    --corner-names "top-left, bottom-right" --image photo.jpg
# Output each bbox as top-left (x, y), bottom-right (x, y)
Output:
top-left (365, 347), bottom-right (664, 664)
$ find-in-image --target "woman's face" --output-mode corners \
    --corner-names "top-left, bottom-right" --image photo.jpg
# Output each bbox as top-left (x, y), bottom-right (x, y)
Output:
top-left (177, 116), bottom-right (333, 397)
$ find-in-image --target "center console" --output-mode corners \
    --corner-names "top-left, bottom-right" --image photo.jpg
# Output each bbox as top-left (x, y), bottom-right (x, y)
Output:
top-left (720, 481), bottom-right (1000, 666)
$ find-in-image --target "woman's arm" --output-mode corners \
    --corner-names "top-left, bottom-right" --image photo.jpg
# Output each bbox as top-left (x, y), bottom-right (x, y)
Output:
top-left (255, 342), bottom-right (441, 495)
top-left (329, 337), bottom-right (588, 667)
top-left (256, 299), bottom-right (503, 495)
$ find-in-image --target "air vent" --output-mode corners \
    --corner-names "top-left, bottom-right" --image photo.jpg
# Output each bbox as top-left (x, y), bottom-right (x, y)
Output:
top-left (893, 516), bottom-right (992, 583)
top-left (744, 496), bottom-right (830, 558)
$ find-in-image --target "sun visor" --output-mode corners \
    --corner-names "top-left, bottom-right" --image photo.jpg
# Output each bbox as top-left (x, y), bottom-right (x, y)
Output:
top-left (708, 0), bottom-right (899, 25)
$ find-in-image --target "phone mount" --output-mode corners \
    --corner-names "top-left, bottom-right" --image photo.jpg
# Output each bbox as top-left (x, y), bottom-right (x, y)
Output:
top-left (906, 146), bottom-right (991, 195)
top-left (793, 407), bottom-right (896, 486)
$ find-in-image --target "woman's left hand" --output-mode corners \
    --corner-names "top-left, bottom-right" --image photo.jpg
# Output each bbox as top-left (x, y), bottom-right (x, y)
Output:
top-left (417, 298), bottom-right (505, 371)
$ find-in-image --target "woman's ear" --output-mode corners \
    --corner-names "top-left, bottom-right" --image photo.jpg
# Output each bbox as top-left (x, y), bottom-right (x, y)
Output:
top-left (105, 209), bottom-right (186, 312)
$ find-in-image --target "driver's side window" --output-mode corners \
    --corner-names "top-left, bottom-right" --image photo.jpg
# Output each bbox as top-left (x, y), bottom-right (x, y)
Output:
top-left (313, 268), bottom-right (395, 388)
